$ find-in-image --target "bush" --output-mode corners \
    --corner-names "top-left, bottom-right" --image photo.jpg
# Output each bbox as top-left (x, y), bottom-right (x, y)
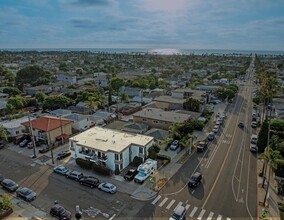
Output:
top-left (92, 163), bottom-right (112, 176)
top-left (132, 156), bottom-right (143, 166)
top-left (75, 158), bottom-right (92, 169)
top-left (1, 193), bottom-right (12, 210)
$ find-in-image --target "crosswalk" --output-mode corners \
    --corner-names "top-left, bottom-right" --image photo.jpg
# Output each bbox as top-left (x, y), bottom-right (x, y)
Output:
top-left (151, 196), bottom-right (231, 220)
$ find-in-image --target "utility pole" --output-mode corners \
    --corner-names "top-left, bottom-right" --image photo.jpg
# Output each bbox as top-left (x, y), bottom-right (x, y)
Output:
top-left (48, 131), bottom-right (54, 164)
top-left (59, 115), bottom-right (64, 145)
top-left (28, 112), bottom-right (37, 159)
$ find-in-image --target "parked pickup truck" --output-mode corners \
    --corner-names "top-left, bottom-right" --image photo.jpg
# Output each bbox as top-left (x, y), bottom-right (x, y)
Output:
top-left (124, 169), bottom-right (138, 181)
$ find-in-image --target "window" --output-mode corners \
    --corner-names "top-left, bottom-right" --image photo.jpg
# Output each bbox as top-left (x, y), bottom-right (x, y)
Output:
top-left (142, 118), bottom-right (147, 122)
top-left (115, 153), bottom-right (122, 160)
top-left (153, 120), bottom-right (158, 123)
top-left (139, 148), bottom-right (144, 154)
top-left (16, 131), bottom-right (19, 134)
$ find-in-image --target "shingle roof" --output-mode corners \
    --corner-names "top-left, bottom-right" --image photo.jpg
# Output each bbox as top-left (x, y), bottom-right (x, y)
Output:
top-left (21, 116), bottom-right (72, 132)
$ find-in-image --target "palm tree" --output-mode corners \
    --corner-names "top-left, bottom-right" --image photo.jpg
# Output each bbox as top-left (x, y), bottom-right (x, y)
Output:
top-left (259, 148), bottom-right (284, 206)
top-left (84, 96), bottom-right (101, 112)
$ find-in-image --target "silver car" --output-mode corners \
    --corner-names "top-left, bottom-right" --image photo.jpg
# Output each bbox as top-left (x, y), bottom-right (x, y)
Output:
top-left (16, 187), bottom-right (36, 201)
top-left (98, 182), bottom-right (117, 194)
top-left (1, 178), bottom-right (19, 192)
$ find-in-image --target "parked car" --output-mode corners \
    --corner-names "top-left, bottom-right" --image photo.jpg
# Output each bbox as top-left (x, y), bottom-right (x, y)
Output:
top-left (98, 182), bottom-right (117, 194)
top-left (49, 204), bottom-right (71, 220)
top-left (53, 166), bottom-right (69, 175)
top-left (207, 132), bottom-right (215, 141)
top-left (56, 150), bottom-right (71, 160)
top-left (238, 121), bottom-right (244, 128)
top-left (251, 121), bottom-right (257, 128)
top-left (79, 176), bottom-right (100, 188)
top-left (124, 169), bottom-right (139, 181)
top-left (250, 144), bottom-right (257, 153)
top-left (212, 125), bottom-right (219, 133)
top-left (170, 140), bottom-right (179, 151)
top-left (1, 178), bottom-right (19, 192)
top-left (188, 172), bottom-right (202, 187)
top-left (169, 205), bottom-right (186, 220)
top-left (19, 139), bottom-right (30, 148)
top-left (66, 170), bottom-right (84, 181)
top-left (197, 141), bottom-right (208, 152)
top-left (16, 187), bottom-right (36, 201)
top-left (39, 146), bottom-right (49, 153)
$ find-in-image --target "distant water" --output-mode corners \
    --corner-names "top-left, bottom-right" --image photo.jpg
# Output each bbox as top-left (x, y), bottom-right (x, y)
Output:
top-left (1, 47), bottom-right (284, 55)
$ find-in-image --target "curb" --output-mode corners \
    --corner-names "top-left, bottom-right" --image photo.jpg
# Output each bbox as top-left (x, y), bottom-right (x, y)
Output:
top-left (130, 192), bottom-right (158, 201)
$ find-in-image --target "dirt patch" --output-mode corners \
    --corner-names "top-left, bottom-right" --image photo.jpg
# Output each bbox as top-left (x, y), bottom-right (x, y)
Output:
top-left (153, 178), bottom-right (168, 191)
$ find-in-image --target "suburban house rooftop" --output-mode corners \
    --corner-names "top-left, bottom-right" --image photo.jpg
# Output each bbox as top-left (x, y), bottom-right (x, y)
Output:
top-left (153, 95), bottom-right (185, 104)
top-left (70, 127), bottom-right (154, 153)
top-left (132, 107), bottom-right (191, 123)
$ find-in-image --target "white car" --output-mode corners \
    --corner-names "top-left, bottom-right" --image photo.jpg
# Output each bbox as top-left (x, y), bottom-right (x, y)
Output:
top-left (250, 144), bottom-right (257, 152)
top-left (212, 125), bottom-right (219, 133)
top-left (98, 182), bottom-right (117, 194)
top-left (251, 121), bottom-right (257, 128)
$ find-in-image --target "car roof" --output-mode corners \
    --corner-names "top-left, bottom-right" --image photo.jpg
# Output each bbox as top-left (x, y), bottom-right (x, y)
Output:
top-left (174, 205), bottom-right (186, 215)
top-left (192, 172), bottom-right (201, 177)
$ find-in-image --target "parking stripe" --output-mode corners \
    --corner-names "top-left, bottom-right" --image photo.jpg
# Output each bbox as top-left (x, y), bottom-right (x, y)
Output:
top-left (151, 195), bottom-right (161, 205)
top-left (217, 215), bottom-right (222, 220)
top-left (158, 198), bottom-right (168, 207)
top-left (207, 211), bottom-right (214, 220)
top-left (197, 209), bottom-right (206, 220)
top-left (189, 206), bottom-right (198, 217)
top-left (166, 200), bottom-right (175, 210)
top-left (174, 202), bottom-right (183, 211)
top-left (185, 204), bottom-right (190, 210)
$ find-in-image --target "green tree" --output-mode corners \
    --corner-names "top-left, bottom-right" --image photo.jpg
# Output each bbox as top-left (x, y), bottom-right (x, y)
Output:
top-left (257, 120), bottom-right (269, 153)
top-left (43, 96), bottom-right (73, 110)
top-left (5, 103), bottom-right (15, 114)
top-left (84, 96), bottom-right (101, 111)
top-left (7, 95), bottom-right (26, 109)
top-left (119, 92), bottom-right (130, 103)
top-left (0, 128), bottom-right (8, 141)
top-left (270, 119), bottom-right (284, 132)
top-left (109, 77), bottom-right (125, 93)
top-left (4, 71), bottom-right (15, 82)
top-left (1, 193), bottom-right (13, 210)
top-left (35, 92), bottom-right (46, 103)
top-left (183, 98), bottom-right (200, 112)
top-left (3, 86), bottom-right (21, 96)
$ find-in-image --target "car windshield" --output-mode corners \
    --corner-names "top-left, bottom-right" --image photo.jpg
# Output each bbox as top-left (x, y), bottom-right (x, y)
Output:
top-left (171, 213), bottom-right (181, 219)
top-left (58, 207), bottom-right (66, 215)
top-left (21, 188), bottom-right (32, 195)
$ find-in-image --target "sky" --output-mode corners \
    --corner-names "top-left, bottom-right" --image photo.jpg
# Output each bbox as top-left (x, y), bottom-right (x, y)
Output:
top-left (0, 0), bottom-right (284, 51)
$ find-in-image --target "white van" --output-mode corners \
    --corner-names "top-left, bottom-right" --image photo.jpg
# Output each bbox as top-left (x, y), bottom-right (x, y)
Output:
top-left (251, 134), bottom-right (257, 144)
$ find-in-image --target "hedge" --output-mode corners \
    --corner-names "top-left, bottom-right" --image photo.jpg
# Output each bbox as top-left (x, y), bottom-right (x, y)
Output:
top-left (92, 163), bottom-right (112, 176)
top-left (75, 158), bottom-right (92, 169)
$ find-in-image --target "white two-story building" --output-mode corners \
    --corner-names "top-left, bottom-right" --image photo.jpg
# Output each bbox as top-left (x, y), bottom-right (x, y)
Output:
top-left (69, 127), bottom-right (154, 172)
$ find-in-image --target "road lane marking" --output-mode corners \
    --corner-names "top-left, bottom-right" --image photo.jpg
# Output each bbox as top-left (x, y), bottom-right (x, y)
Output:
top-left (174, 202), bottom-right (183, 211)
top-left (158, 197), bottom-right (168, 207)
top-left (207, 211), bottom-right (214, 220)
top-left (217, 215), bottom-right (222, 220)
top-left (185, 204), bottom-right (190, 210)
top-left (189, 206), bottom-right (198, 217)
top-left (166, 200), bottom-right (175, 210)
top-left (151, 195), bottom-right (161, 205)
top-left (197, 209), bottom-right (206, 220)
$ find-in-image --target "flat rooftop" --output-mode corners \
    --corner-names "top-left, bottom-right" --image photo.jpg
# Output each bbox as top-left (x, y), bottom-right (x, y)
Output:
top-left (153, 96), bottom-right (185, 104)
top-left (70, 127), bottom-right (153, 153)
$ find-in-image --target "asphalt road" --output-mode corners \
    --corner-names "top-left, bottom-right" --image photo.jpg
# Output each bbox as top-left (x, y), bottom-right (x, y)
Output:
top-left (0, 148), bottom-right (145, 220)
top-left (135, 58), bottom-right (258, 220)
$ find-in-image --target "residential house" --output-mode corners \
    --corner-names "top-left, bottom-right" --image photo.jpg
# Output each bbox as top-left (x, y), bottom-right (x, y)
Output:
top-left (26, 85), bottom-right (52, 96)
top-left (69, 127), bottom-right (154, 172)
top-left (195, 85), bottom-right (219, 91)
top-left (21, 116), bottom-right (73, 146)
top-left (153, 96), bottom-right (185, 110)
top-left (68, 105), bottom-right (93, 115)
top-left (0, 116), bottom-right (34, 142)
top-left (88, 111), bottom-right (116, 127)
top-left (63, 113), bottom-right (91, 133)
top-left (145, 128), bottom-right (169, 144)
top-left (121, 123), bottom-right (148, 134)
top-left (49, 109), bottom-right (73, 117)
top-left (51, 81), bottom-right (70, 92)
top-left (56, 74), bottom-right (77, 84)
top-left (132, 107), bottom-right (192, 130)
top-left (119, 86), bottom-right (143, 98)
top-left (0, 101), bottom-right (7, 114)
top-left (94, 75), bottom-right (109, 87)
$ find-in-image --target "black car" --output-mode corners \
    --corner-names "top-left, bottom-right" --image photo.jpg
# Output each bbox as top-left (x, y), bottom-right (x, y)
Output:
top-left (50, 204), bottom-right (71, 220)
top-left (188, 172), bottom-right (202, 187)
top-left (1, 178), bottom-right (19, 192)
top-left (238, 121), bottom-right (244, 128)
top-left (124, 169), bottom-right (139, 181)
top-left (0, 175), bottom-right (5, 183)
top-left (39, 146), bottom-right (49, 154)
top-left (79, 176), bottom-right (100, 188)
top-left (197, 141), bottom-right (208, 152)
top-left (56, 150), bottom-right (71, 160)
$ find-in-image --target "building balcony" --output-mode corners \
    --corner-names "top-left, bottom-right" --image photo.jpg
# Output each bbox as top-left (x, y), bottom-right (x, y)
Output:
top-left (98, 155), bottom-right (108, 162)
top-left (114, 159), bottom-right (123, 164)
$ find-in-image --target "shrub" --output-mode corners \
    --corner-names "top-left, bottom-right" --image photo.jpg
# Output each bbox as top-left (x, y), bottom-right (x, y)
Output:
top-left (1, 193), bottom-right (12, 210)
top-left (75, 158), bottom-right (92, 169)
top-left (92, 163), bottom-right (112, 176)
top-left (132, 156), bottom-right (143, 166)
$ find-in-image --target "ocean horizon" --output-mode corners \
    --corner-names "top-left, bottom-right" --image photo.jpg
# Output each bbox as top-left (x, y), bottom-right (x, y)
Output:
top-left (1, 48), bottom-right (284, 55)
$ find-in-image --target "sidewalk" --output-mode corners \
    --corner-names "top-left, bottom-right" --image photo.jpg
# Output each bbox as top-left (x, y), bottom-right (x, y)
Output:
top-left (257, 159), bottom-right (283, 220)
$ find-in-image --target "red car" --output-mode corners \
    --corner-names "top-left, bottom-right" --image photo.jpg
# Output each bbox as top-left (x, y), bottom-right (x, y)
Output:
top-left (49, 204), bottom-right (71, 220)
